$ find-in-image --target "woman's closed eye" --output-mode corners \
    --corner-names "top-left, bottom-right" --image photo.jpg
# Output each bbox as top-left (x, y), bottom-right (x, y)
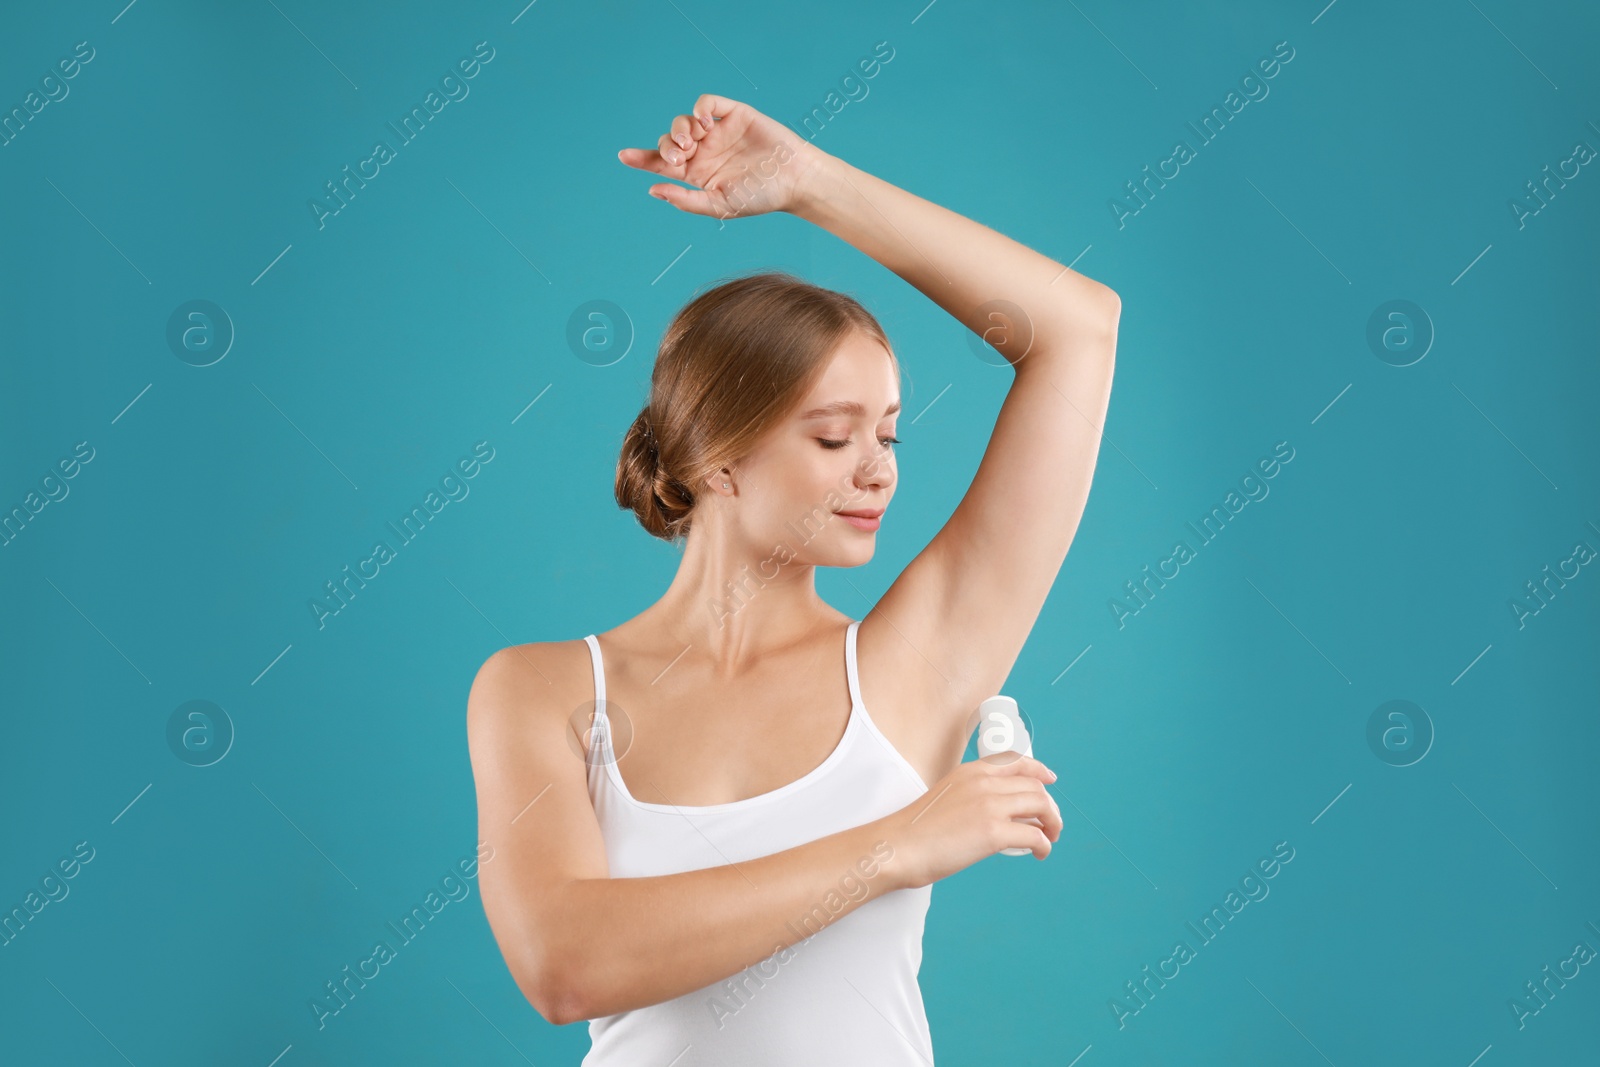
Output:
top-left (820, 436), bottom-right (900, 450)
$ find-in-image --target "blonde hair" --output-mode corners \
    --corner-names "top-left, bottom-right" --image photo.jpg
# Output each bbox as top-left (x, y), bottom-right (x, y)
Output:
top-left (615, 271), bottom-right (896, 542)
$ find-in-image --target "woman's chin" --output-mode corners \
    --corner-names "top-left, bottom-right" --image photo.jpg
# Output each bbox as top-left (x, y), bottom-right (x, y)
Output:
top-left (823, 542), bottom-right (875, 568)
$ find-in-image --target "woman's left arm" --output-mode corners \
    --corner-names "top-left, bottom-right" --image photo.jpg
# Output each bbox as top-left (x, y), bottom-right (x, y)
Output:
top-left (621, 92), bottom-right (1119, 733)
top-left (792, 135), bottom-right (1121, 722)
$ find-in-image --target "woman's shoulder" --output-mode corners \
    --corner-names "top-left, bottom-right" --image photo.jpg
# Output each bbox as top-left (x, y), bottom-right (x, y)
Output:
top-left (466, 636), bottom-right (596, 738)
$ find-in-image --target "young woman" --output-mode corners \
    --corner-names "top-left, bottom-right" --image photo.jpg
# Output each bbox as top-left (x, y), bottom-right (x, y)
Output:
top-left (467, 93), bottom-right (1120, 1064)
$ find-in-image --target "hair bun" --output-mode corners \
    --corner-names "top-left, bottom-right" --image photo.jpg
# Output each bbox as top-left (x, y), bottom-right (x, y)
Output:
top-left (638, 409), bottom-right (689, 509)
top-left (615, 404), bottom-right (692, 541)
top-left (652, 468), bottom-right (693, 511)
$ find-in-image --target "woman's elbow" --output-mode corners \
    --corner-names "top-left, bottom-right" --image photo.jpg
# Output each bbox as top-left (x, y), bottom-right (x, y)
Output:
top-left (516, 958), bottom-right (589, 1027)
top-left (1057, 284), bottom-right (1120, 347)
top-left (1091, 284), bottom-right (1121, 333)
top-left (486, 881), bottom-right (593, 1024)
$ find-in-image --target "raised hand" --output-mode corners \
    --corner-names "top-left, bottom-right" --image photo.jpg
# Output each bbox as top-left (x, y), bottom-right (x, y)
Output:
top-left (617, 93), bottom-right (829, 221)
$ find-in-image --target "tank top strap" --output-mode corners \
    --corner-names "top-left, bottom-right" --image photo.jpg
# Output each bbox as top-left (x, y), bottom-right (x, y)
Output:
top-left (845, 619), bottom-right (865, 710)
top-left (583, 634), bottom-right (606, 704)
top-left (844, 618), bottom-right (931, 795)
top-left (581, 634), bottom-right (614, 768)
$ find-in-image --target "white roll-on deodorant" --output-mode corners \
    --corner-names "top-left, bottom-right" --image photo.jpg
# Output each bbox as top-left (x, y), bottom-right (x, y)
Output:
top-left (973, 695), bottom-right (1045, 856)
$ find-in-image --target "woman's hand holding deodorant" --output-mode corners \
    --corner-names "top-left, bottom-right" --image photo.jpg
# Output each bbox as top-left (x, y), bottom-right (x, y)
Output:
top-left (974, 696), bottom-right (1058, 856)
top-left (877, 695), bottom-right (1063, 889)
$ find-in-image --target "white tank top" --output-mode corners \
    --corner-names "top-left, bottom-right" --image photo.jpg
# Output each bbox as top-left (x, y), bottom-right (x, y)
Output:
top-left (578, 619), bottom-right (936, 1065)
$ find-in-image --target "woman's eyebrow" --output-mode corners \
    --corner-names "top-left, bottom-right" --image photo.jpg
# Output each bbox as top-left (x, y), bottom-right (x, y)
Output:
top-left (799, 399), bottom-right (902, 419)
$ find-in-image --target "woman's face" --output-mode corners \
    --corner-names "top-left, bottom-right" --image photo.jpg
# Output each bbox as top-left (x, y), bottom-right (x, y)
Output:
top-left (722, 329), bottom-right (899, 568)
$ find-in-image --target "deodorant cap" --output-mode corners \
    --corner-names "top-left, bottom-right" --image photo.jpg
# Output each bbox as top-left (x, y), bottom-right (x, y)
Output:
top-left (975, 695), bottom-right (1032, 759)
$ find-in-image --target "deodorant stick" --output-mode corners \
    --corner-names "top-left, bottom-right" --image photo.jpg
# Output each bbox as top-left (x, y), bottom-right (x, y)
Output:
top-left (974, 695), bottom-right (1044, 856)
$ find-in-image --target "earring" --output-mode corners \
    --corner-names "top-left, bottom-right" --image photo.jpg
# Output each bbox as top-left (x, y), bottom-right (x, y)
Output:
top-left (723, 482), bottom-right (730, 489)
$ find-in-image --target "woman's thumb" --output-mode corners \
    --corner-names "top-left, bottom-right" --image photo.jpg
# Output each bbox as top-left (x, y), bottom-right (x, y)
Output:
top-left (648, 183), bottom-right (714, 217)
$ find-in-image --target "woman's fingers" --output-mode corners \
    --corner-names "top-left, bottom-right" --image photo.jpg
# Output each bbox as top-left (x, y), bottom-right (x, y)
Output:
top-left (616, 146), bottom-right (668, 174)
top-left (1004, 824), bottom-right (1054, 860)
top-left (657, 132), bottom-right (686, 168)
top-left (690, 93), bottom-right (738, 135)
top-left (617, 96), bottom-right (759, 215)
top-left (617, 141), bottom-right (694, 174)
top-left (617, 96), bottom-right (739, 177)
top-left (669, 114), bottom-right (699, 151)
top-left (990, 778), bottom-right (1064, 839)
top-left (980, 753), bottom-right (1057, 783)
top-left (616, 141), bottom-right (717, 214)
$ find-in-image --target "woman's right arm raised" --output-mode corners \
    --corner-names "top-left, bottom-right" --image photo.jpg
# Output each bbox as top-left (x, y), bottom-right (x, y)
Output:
top-left (466, 641), bottom-right (1062, 1025)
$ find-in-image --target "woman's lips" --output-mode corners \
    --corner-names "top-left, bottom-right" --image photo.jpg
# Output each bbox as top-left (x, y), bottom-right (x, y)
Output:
top-left (838, 512), bottom-right (882, 531)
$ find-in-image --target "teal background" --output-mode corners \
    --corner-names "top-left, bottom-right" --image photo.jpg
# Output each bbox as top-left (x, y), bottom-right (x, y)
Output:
top-left (3, 0), bottom-right (1598, 1063)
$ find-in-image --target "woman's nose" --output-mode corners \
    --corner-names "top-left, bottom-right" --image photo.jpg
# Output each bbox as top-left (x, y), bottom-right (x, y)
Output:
top-left (856, 452), bottom-right (893, 488)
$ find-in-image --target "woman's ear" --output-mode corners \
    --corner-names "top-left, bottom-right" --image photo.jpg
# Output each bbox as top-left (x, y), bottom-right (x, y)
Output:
top-left (704, 468), bottom-right (735, 496)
